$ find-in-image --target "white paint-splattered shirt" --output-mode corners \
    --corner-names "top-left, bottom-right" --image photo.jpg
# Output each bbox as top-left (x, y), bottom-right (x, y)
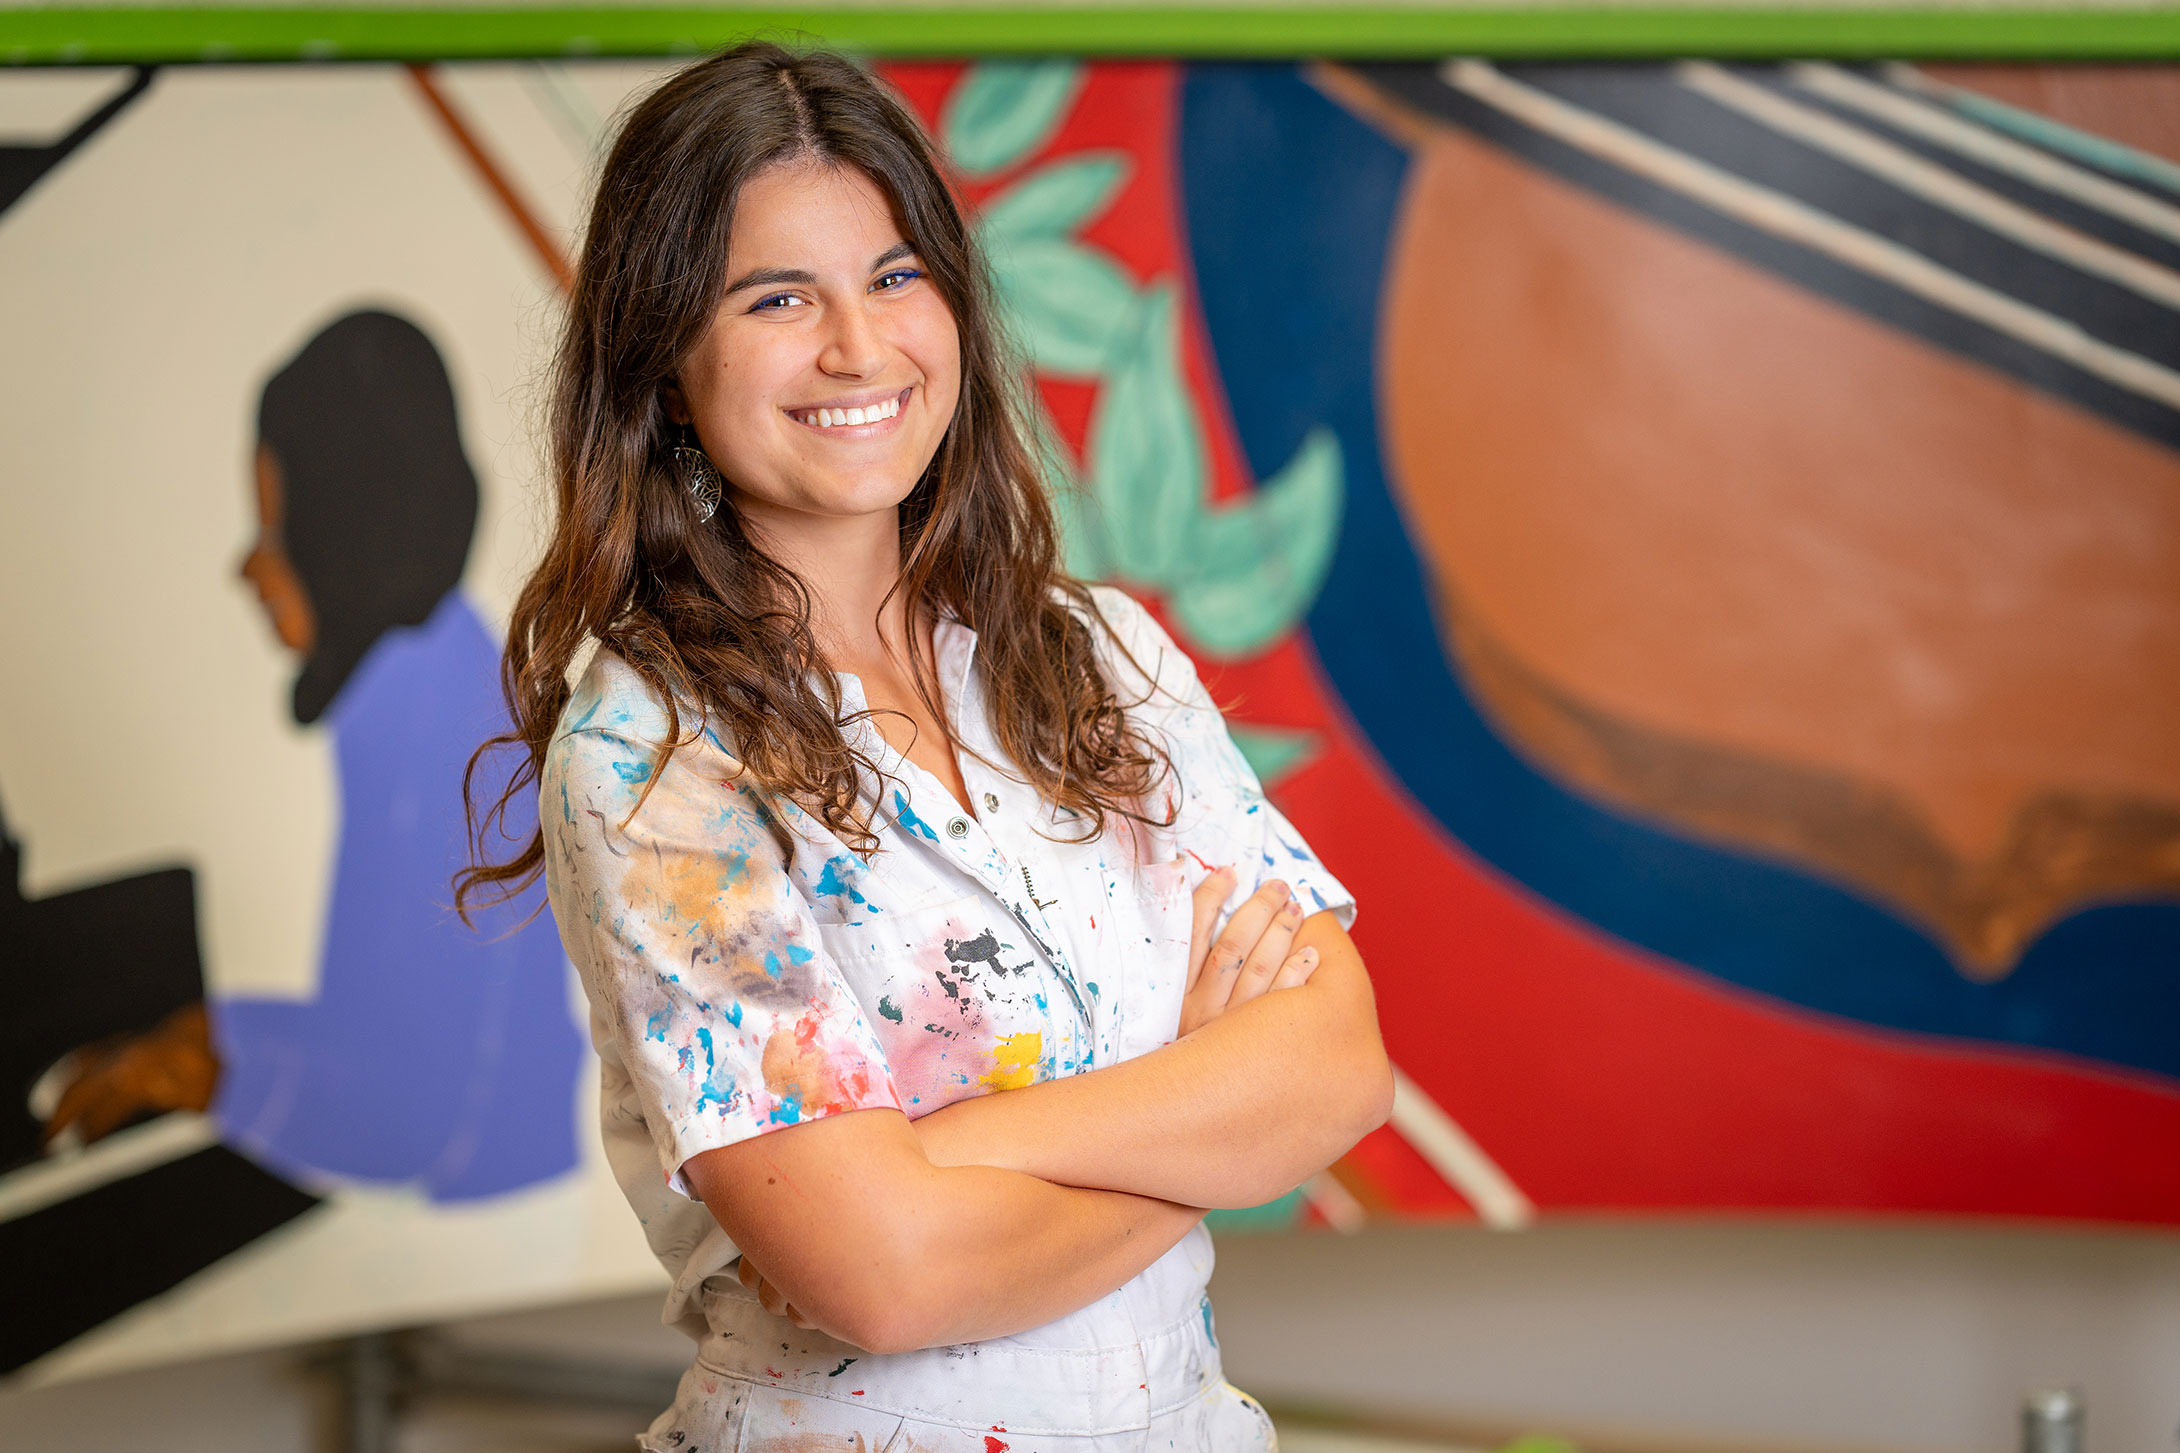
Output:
top-left (541, 586), bottom-right (1354, 1333)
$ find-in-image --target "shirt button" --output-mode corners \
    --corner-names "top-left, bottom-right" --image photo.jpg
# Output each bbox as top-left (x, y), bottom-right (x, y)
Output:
top-left (982, 792), bottom-right (1000, 812)
top-left (946, 816), bottom-right (971, 839)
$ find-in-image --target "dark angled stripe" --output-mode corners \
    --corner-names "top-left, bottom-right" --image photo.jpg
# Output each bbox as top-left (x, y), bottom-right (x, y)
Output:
top-left (0, 1144), bottom-right (319, 1374)
top-left (1758, 66), bottom-right (2180, 275)
top-left (1507, 63), bottom-right (2180, 370)
top-left (1353, 62), bottom-right (2180, 456)
top-left (0, 67), bottom-right (155, 220)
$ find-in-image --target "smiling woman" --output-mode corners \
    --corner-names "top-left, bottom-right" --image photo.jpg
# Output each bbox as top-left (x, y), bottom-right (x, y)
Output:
top-left (457, 40), bottom-right (1389, 1452)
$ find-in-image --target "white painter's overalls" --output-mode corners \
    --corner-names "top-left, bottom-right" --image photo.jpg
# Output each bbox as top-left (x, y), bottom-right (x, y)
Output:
top-left (543, 589), bottom-right (1353, 1452)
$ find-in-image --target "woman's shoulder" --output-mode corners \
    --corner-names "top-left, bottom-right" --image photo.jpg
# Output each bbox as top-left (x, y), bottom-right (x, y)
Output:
top-left (1072, 583), bottom-right (1199, 706)
top-left (546, 648), bottom-right (733, 797)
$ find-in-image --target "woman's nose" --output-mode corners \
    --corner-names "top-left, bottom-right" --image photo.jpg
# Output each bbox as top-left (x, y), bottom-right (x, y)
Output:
top-left (817, 300), bottom-right (886, 378)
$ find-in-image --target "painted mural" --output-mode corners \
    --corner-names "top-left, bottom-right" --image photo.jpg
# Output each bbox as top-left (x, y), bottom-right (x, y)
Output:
top-left (0, 54), bottom-right (2174, 1383)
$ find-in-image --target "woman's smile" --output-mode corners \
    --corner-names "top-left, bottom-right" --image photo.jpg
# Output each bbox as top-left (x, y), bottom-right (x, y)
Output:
top-left (787, 385), bottom-right (912, 433)
top-left (670, 160), bottom-right (962, 529)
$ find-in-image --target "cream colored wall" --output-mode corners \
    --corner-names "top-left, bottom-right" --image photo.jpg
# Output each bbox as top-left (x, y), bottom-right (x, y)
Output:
top-left (1, 1221), bottom-right (2176, 1452)
top-left (0, 60), bottom-right (676, 1385)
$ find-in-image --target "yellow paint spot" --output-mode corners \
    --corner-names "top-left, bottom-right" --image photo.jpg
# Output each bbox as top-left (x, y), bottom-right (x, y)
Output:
top-left (981, 1032), bottom-right (1042, 1092)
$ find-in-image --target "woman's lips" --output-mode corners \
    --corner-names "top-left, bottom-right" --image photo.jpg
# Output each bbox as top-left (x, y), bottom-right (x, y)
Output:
top-left (787, 386), bottom-right (911, 432)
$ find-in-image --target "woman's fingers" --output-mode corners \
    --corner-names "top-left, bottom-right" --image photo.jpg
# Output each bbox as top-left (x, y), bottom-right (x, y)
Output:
top-left (1181, 879), bottom-right (1289, 1032)
top-left (1268, 945), bottom-right (1320, 991)
top-left (1227, 896), bottom-right (1304, 1010)
top-left (1185, 864), bottom-right (1233, 991)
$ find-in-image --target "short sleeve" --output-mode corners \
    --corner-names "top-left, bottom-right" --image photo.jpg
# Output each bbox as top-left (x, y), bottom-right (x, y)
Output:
top-left (1088, 586), bottom-right (1357, 930)
top-left (541, 678), bottom-right (902, 1197)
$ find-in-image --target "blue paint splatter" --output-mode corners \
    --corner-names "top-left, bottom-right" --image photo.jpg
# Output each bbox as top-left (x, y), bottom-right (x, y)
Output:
top-left (894, 789), bottom-right (940, 842)
top-left (814, 855), bottom-right (869, 906)
top-left (612, 759), bottom-right (653, 785)
top-left (769, 1088), bottom-right (804, 1125)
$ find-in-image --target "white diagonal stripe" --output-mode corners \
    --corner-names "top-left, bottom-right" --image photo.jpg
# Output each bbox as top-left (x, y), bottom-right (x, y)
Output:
top-left (1303, 1169), bottom-right (1369, 1232)
top-left (1681, 61), bottom-right (2180, 311)
top-left (1388, 1065), bottom-right (1534, 1229)
top-left (0, 1113), bottom-right (219, 1226)
top-left (1441, 59), bottom-right (2180, 413)
top-left (1788, 62), bottom-right (2180, 249)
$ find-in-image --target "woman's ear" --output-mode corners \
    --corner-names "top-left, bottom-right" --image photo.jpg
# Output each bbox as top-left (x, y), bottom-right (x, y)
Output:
top-left (661, 381), bottom-right (693, 427)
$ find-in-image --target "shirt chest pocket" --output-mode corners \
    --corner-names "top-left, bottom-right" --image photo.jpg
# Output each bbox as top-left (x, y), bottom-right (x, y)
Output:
top-left (1091, 858), bottom-right (1194, 1062)
top-left (814, 895), bottom-right (1062, 1117)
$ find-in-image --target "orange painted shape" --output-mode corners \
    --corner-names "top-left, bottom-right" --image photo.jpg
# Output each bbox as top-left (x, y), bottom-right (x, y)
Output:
top-left (1378, 124), bottom-right (2180, 881)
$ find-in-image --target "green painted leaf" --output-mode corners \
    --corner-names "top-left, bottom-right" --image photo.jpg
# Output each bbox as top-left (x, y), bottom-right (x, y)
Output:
top-left (940, 60), bottom-right (1085, 177)
top-left (988, 237), bottom-right (1137, 380)
top-left (1169, 427), bottom-right (1344, 660)
top-left (978, 152), bottom-right (1131, 245)
top-left (1027, 400), bottom-right (1114, 580)
top-left (1227, 723), bottom-right (1320, 789)
top-left (1203, 1184), bottom-right (1308, 1235)
top-left (1088, 284), bottom-right (1204, 582)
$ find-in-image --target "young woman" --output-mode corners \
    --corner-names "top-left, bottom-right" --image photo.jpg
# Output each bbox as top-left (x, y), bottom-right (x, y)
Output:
top-left (462, 42), bottom-right (1391, 1451)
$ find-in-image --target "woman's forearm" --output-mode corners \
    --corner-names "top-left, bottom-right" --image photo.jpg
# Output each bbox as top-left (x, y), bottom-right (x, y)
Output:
top-left (686, 1108), bottom-right (1202, 1356)
top-left (914, 912), bottom-right (1393, 1208)
top-left (884, 1164), bottom-right (1204, 1348)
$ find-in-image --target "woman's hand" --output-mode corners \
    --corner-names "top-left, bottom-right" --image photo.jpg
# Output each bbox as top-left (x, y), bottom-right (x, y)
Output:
top-left (736, 1253), bottom-right (817, 1331)
top-left (40, 1003), bottom-right (219, 1152)
top-left (1179, 866), bottom-right (1319, 1036)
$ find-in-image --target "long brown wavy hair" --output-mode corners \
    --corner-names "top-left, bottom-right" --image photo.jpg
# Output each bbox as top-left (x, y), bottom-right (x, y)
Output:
top-left (457, 41), bottom-right (1166, 916)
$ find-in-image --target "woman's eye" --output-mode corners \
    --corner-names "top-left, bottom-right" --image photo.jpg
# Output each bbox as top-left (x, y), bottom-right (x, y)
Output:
top-left (752, 293), bottom-right (806, 312)
top-left (873, 268), bottom-right (922, 291)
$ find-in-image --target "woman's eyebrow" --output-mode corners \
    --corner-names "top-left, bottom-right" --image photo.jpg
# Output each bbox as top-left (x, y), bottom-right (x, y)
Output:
top-left (722, 244), bottom-right (919, 299)
top-left (722, 264), bottom-right (815, 297)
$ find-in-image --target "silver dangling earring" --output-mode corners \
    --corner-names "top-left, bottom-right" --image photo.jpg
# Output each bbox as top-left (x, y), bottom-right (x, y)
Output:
top-left (673, 434), bottom-right (724, 523)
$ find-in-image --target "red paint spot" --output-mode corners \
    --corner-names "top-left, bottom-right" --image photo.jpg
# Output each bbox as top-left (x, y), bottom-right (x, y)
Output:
top-left (1184, 849), bottom-right (1217, 872)
top-left (852, 1390), bottom-right (865, 1396)
top-left (984, 1439), bottom-right (1010, 1453)
top-left (764, 1367), bottom-right (784, 1379)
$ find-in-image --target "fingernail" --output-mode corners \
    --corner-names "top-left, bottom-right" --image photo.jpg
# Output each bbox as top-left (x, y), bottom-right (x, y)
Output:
top-left (1265, 878), bottom-right (1289, 896)
top-left (1298, 947), bottom-right (1318, 966)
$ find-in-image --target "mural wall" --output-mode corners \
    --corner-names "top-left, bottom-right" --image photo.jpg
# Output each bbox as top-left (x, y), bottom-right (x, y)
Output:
top-left (1, 54), bottom-right (2174, 1383)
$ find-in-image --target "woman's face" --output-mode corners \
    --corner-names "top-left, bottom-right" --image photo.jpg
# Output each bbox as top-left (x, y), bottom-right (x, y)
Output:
top-left (671, 160), bottom-right (962, 542)
top-left (240, 441), bottom-right (317, 654)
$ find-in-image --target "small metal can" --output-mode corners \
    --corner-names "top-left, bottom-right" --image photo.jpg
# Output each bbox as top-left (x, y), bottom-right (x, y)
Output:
top-left (2021, 1386), bottom-right (2084, 1453)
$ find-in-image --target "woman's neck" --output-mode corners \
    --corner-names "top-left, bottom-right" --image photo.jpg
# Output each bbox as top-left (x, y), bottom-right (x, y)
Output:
top-left (746, 503), bottom-right (917, 680)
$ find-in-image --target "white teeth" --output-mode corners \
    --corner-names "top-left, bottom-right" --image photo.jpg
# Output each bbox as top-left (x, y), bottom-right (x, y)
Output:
top-left (799, 397), bottom-right (899, 428)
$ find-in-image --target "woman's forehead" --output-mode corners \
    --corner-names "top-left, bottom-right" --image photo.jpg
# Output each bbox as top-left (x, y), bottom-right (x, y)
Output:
top-left (726, 160), bottom-right (912, 272)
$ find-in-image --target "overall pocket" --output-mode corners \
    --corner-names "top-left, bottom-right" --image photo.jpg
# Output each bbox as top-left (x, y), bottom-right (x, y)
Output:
top-left (816, 894), bottom-right (1060, 1114)
top-left (1096, 857), bottom-right (1194, 1061)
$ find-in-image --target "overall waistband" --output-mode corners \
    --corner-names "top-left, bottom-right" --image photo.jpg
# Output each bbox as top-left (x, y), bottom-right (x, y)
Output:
top-left (694, 1244), bottom-right (1224, 1437)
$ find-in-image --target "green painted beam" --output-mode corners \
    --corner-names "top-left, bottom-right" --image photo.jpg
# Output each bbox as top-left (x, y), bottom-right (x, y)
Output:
top-left (2, 5), bottom-right (2177, 66)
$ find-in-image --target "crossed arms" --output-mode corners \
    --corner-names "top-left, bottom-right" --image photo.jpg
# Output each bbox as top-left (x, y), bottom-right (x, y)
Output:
top-left (682, 878), bottom-right (1392, 1355)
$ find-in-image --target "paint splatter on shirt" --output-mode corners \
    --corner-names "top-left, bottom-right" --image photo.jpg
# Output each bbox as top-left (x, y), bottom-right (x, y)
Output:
top-left (541, 585), bottom-right (1352, 1327)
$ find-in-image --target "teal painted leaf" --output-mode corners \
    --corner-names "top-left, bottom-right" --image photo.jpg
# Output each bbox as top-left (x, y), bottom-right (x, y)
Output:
top-left (1227, 723), bottom-right (1320, 789)
top-left (1028, 400), bottom-right (1114, 579)
top-left (1203, 1184), bottom-right (1308, 1234)
top-left (988, 237), bottom-right (1137, 380)
top-left (1169, 427), bottom-right (1344, 660)
top-left (1088, 284), bottom-right (1204, 582)
top-left (940, 60), bottom-right (1085, 177)
top-left (978, 152), bottom-right (1131, 245)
